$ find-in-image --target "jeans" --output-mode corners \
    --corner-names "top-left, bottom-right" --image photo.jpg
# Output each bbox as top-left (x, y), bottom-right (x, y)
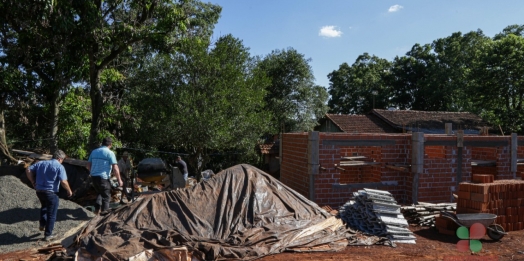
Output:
top-left (91, 176), bottom-right (111, 212)
top-left (36, 191), bottom-right (59, 237)
top-left (183, 173), bottom-right (188, 181)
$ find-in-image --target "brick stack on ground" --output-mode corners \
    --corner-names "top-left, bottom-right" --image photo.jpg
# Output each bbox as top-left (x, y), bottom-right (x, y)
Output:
top-left (456, 174), bottom-right (524, 232)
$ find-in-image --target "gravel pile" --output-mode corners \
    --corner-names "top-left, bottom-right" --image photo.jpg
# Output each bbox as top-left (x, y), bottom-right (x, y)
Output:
top-left (0, 175), bottom-right (95, 253)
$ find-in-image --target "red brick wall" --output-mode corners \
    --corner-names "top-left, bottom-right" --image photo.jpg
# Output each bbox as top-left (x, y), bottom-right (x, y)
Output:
top-left (425, 146), bottom-right (446, 159)
top-left (280, 133), bottom-right (309, 197)
top-left (279, 132), bottom-right (518, 208)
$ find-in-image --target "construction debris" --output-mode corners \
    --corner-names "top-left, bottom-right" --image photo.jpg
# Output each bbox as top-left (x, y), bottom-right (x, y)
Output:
top-left (401, 202), bottom-right (456, 227)
top-left (339, 188), bottom-right (416, 244)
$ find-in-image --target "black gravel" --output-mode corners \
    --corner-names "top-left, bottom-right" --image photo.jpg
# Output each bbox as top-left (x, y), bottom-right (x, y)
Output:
top-left (0, 175), bottom-right (94, 253)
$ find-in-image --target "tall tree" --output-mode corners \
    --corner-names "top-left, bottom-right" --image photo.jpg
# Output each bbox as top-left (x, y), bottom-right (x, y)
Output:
top-left (470, 33), bottom-right (524, 133)
top-left (0, 0), bottom-right (84, 152)
top-left (72, 0), bottom-right (221, 150)
top-left (127, 35), bottom-right (270, 175)
top-left (258, 48), bottom-right (328, 133)
top-left (328, 53), bottom-right (392, 114)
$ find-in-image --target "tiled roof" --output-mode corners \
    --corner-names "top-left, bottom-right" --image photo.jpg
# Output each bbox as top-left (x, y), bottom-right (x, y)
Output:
top-left (325, 114), bottom-right (399, 133)
top-left (258, 143), bottom-right (279, 154)
top-left (372, 109), bottom-right (486, 133)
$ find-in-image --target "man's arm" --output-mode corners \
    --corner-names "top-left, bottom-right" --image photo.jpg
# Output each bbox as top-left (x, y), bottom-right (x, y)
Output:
top-left (112, 164), bottom-right (123, 187)
top-left (61, 180), bottom-right (73, 197)
top-left (25, 168), bottom-right (36, 188)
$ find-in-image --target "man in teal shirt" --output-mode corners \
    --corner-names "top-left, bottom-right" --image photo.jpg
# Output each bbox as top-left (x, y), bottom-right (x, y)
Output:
top-left (26, 149), bottom-right (72, 241)
top-left (87, 137), bottom-right (122, 215)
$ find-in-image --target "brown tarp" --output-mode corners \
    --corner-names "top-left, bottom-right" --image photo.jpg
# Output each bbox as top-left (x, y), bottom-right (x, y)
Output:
top-left (71, 164), bottom-right (377, 260)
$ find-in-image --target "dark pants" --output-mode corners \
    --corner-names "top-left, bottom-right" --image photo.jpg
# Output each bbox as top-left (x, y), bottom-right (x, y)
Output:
top-left (121, 175), bottom-right (131, 201)
top-left (36, 191), bottom-right (59, 237)
top-left (91, 176), bottom-right (111, 212)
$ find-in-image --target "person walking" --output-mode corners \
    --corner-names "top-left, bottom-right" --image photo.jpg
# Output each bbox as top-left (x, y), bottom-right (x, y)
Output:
top-left (175, 156), bottom-right (188, 182)
top-left (87, 137), bottom-right (122, 215)
top-left (117, 151), bottom-right (133, 204)
top-left (25, 149), bottom-right (73, 241)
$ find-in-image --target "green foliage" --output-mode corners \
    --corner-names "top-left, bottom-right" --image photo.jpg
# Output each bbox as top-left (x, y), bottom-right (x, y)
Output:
top-left (258, 48), bottom-right (328, 132)
top-left (327, 25), bottom-right (524, 134)
top-left (57, 88), bottom-right (91, 159)
top-left (127, 35), bottom-right (270, 173)
top-left (328, 53), bottom-right (391, 114)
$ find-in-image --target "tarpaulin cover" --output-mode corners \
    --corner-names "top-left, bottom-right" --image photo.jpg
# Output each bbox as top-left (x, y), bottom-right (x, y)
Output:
top-left (71, 164), bottom-right (353, 260)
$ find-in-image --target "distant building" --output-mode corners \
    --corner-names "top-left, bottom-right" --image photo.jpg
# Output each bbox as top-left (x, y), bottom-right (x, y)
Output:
top-left (316, 109), bottom-right (488, 134)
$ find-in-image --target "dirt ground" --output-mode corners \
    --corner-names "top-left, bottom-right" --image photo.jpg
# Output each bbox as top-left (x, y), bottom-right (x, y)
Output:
top-left (260, 226), bottom-right (524, 261)
top-left (1, 226), bottom-right (523, 261)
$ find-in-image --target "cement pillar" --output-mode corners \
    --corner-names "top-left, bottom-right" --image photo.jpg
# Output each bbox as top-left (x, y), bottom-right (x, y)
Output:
top-left (445, 123), bottom-right (452, 135)
top-left (456, 130), bottom-right (464, 185)
top-left (308, 131), bottom-right (319, 201)
top-left (511, 133), bottom-right (517, 178)
top-left (411, 132), bottom-right (424, 204)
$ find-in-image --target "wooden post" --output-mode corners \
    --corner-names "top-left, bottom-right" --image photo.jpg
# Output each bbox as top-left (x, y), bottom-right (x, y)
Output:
top-left (308, 131), bottom-right (319, 201)
top-left (411, 132), bottom-right (424, 204)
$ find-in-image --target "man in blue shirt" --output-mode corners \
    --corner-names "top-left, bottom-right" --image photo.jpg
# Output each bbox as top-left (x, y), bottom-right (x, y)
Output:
top-left (26, 149), bottom-right (72, 241)
top-left (87, 137), bottom-right (122, 215)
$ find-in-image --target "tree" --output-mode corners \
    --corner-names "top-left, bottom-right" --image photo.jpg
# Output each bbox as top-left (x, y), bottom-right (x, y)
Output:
top-left (0, 0), bottom-right (84, 152)
top-left (258, 48), bottom-right (328, 133)
top-left (432, 30), bottom-right (489, 112)
top-left (469, 33), bottom-right (524, 133)
top-left (71, 0), bottom-right (221, 150)
top-left (328, 53), bottom-right (392, 114)
top-left (127, 35), bottom-right (270, 175)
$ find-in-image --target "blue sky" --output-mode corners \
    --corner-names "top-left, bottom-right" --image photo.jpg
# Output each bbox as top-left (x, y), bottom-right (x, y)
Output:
top-left (209, 1), bottom-right (524, 88)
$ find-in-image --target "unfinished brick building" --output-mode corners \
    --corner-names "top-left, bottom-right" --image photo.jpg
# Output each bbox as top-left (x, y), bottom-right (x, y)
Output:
top-left (279, 131), bottom-right (524, 208)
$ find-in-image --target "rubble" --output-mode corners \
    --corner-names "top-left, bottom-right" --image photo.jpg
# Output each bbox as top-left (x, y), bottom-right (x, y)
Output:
top-left (339, 188), bottom-right (416, 244)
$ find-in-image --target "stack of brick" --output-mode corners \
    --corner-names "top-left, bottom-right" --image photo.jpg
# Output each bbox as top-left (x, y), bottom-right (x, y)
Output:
top-left (435, 214), bottom-right (459, 235)
top-left (456, 175), bottom-right (524, 232)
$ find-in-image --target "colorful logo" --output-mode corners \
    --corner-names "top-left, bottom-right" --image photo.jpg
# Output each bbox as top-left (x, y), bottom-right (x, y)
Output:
top-left (456, 223), bottom-right (486, 253)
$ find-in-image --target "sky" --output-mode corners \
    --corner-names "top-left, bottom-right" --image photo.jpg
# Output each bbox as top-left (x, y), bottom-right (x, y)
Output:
top-left (209, 1), bottom-right (524, 88)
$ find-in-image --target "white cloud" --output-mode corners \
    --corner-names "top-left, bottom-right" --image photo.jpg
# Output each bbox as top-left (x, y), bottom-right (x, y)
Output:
top-left (319, 26), bottom-right (342, 38)
top-left (388, 5), bottom-right (403, 12)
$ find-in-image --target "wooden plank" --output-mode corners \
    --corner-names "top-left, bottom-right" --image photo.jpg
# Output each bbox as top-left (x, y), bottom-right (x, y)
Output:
top-left (470, 159), bottom-right (496, 167)
top-left (338, 161), bottom-right (380, 167)
top-left (341, 156), bottom-right (367, 160)
top-left (385, 165), bottom-right (409, 172)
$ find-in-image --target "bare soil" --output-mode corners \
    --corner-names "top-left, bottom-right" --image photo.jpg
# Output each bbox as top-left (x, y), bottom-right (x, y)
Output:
top-left (1, 226), bottom-right (523, 261)
top-left (259, 226), bottom-right (524, 261)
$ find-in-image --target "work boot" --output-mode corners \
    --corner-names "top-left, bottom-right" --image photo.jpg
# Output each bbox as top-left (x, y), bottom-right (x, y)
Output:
top-left (44, 235), bottom-right (56, 242)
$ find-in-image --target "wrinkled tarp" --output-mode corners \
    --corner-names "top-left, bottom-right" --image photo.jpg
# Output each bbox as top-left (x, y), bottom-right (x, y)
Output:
top-left (71, 164), bottom-right (380, 260)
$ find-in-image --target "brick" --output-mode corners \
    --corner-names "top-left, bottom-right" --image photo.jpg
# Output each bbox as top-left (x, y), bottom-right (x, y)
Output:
top-left (470, 192), bottom-right (489, 202)
top-left (457, 191), bottom-right (470, 200)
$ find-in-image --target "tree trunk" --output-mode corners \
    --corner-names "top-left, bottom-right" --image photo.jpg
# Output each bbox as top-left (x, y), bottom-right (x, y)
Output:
top-left (48, 85), bottom-right (60, 153)
top-left (88, 68), bottom-right (103, 152)
top-left (0, 110), bottom-right (17, 165)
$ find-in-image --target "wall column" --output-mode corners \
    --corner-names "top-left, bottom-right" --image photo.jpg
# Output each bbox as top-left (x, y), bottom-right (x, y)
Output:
top-left (308, 131), bottom-right (319, 201)
top-left (411, 132), bottom-right (424, 204)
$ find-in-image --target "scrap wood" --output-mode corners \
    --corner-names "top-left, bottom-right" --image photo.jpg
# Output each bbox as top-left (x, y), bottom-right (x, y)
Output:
top-left (38, 243), bottom-right (63, 253)
top-left (401, 202), bottom-right (456, 227)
